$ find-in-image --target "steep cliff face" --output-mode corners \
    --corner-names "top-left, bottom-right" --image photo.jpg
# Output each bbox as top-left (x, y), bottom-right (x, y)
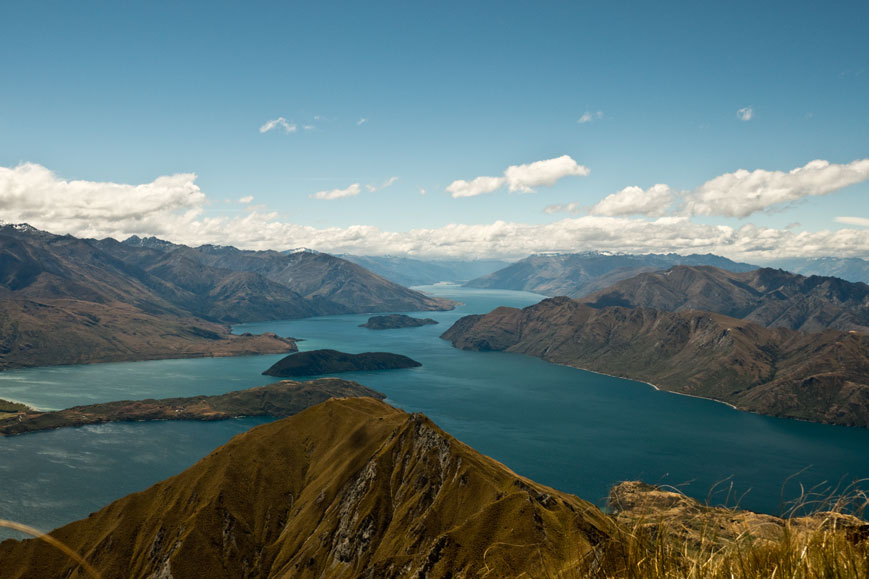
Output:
top-left (580, 265), bottom-right (869, 333)
top-left (442, 297), bottom-right (869, 427)
top-left (0, 397), bottom-right (613, 578)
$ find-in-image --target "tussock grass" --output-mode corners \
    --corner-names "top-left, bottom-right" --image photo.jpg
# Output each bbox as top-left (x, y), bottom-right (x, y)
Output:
top-left (573, 480), bottom-right (869, 579)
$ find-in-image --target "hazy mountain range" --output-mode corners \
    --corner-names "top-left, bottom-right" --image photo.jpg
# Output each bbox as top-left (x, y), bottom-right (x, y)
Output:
top-left (464, 251), bottom-right (758, 297)
top-left (339, 254), bottom-right (510, 287)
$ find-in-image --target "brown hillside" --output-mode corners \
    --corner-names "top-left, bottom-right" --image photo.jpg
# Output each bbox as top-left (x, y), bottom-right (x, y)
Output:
top-left (0, 397), bottom-right (613, 578)
top-left (442, 297), bottom-right (869, 427)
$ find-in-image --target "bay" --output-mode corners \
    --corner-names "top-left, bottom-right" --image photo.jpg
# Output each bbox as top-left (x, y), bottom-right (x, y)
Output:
top-left (1, 284), bottom-right (868, 540)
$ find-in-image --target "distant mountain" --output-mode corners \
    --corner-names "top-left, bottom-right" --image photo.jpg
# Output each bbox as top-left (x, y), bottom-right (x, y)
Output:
top-left (442, 297), bottom-right (869, 427)
top-left (340, 254), bottom-right (510, 286)
top-left (0, 225), bottom-right (452, 370)
top-left (0, 397), bottom-right (612, 577)
top-left (580, 265), bottom-right (869, 333)
top-left (768, 257), bottom-right (869, 284)
top-left (464, 252), bottom-right (758, 297)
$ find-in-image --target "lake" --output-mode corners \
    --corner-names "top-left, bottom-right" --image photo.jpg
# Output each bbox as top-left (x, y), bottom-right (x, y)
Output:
top-left (2, 284), bottom-right (868, 540)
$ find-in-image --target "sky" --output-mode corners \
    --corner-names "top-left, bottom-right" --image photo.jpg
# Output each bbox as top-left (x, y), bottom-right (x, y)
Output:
top-left (0, 0), bottom-right (867, 261)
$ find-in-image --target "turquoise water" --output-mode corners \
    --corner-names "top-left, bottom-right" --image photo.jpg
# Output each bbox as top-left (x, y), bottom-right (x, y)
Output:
top-left (2, 284), bottom-right (869, 540)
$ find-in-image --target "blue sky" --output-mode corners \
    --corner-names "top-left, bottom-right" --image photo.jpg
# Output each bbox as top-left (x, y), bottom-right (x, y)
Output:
top-left (1, 0), bottom-right (867, 259)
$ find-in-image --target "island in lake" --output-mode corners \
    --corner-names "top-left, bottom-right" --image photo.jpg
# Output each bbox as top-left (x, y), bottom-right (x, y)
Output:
top-left (263, 349), bottom-right (422, 377)
top-left (0, 378), bottom-right (383, 436)
top-left (359, 314), bottom-right (439, 330)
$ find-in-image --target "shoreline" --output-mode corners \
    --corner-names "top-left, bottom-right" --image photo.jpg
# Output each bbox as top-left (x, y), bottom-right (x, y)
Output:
top-left (544, 359), bottom-right (741, 411)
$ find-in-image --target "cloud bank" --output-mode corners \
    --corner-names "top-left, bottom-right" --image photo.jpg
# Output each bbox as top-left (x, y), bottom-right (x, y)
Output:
top-left (2, 162), bottom-right (867, 262)
top-left (447, 155), bottom-right (590, 198)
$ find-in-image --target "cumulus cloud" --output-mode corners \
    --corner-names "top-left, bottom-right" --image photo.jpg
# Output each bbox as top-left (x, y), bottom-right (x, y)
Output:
top-left (446, 176), bottom-right (506, 198)
top-left (578, 110), bottom-right (604, 124)
top-left (311, 183), bottom-right (361, 200)
top-left (259, 117), bottom-right (297, 134)
top-left (543, 202), bottom-right (582, 215)
top-left (836, 216), bottom-right (869, 227)
top-left (589, 184), bottom-right (675, 217)
top-left (238, 195), bottom-right (254, 204)
top-left (684, 158), bottom-right (869, 218)
top-left (448, 155), bottom-right (589, 198)
top-left (737, 106), bottom-right (754, 121)
top-left (3, 162), bottom-right (868, 263)
top-left (0, 163), bottom-right (205, 239)
top-left (504, 155), bottom-right (591, 192)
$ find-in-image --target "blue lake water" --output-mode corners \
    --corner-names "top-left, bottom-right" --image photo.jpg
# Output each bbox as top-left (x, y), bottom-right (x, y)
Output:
top-left (2, 284), bottom-right (869, 540)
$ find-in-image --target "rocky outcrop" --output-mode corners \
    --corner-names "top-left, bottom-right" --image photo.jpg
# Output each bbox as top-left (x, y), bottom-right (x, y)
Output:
top-left (359, 314), bottom-right (438, 330)
top-left (263, 349), bottom-right (421, 377)
top-left (442, 297), bottom-right (869, 427)
top-left (0, 397), bottom-right (614, 578)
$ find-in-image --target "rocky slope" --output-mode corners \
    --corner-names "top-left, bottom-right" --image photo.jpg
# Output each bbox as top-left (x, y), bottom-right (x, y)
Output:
top-left (263, 349), bottom-right (421, 377)
top-left (465, 251), bottom-right (757, 297)
top-left (0, 378), bottom-right (382, 436)
top-left (0, 397), bottom-right (613, 578)
top-left (0, 225), bottom-right (451, 370)
top-left (442, 297), bottom-right (869, 427)
top-left (580, 265), bottom-right (869, 333)
top-left (359, 314), bottom-right (438, 330)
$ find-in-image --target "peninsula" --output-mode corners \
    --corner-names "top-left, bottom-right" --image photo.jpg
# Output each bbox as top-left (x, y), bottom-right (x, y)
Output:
top-left (0, 378), bottom-right (383, 436)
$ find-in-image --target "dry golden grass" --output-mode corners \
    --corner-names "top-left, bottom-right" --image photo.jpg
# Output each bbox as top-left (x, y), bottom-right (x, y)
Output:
top-left (571, 480), bottom-right (869, 579)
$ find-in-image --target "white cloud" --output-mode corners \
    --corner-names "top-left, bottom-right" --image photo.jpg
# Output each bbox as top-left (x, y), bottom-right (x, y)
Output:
top-left (3, 162), bottom-right (868, 263)
top-left (0, 163), bottom-right (205, 239)
top-left (737, 106), bottom-right (754, 121)
top-left (448, 155), bottom-right (590, 198)
top-left (356, 118), bottom-right (367, 126)
top-left (238, 195), bottom-right (254, 204)
top-left (578, 110), bottom-right (604, 124)
top-left (836, 216), bottom-right (869, 227)
top-left (446, 176), bottom-right (506, 198)
top-left (684, 158), bottom-right (869, 218)
top-left (303, 124), bottom-right (316, 131)
top-left (589, 184), bottom-right (675, 217)
top-left (504, 155), bottom-right (591, 193)
top-left (543, 202), bottom-right (582, 215)
top-left (310, 183), bottom-right (361, 200)
top-left (259, 117), bottom-right (297, 134)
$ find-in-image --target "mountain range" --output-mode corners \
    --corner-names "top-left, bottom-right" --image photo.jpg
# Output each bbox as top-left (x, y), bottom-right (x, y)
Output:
top-left (464, 251), bottom-right (758, 297)
top-left (580, 265), bottom-right (869, 333)
top-left (0, 225), bottom-right (452, 370)
top-left (442, 297), bottom-right (869, 427)
top-left (769, 256), bottom-right (869, 284)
